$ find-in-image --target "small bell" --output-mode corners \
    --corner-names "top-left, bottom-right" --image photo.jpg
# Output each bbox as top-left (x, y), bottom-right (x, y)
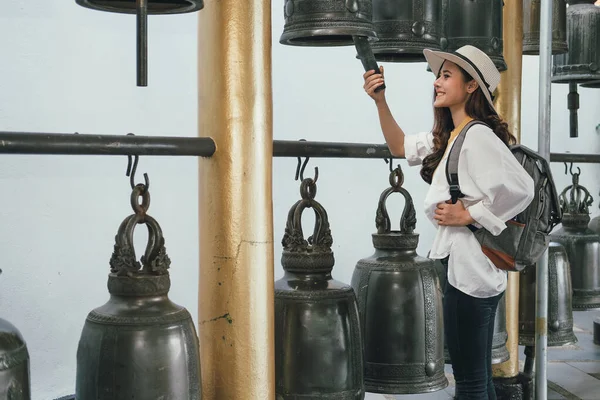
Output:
top-left (519, 242), bottom-right (578, 347)
top-left (549, 166), bottom-right (600, 310)
top-left (0, 271), bottom-right (32, 400)
top-left (75, 184), bottom-right (202, 399)
top-left (280, 0), bottom-right (377, 46)
top-left (275, 170), bottom-right (364, 399)
top-left (351, 166), bottom-right (447, 394)
top-left (519, 242), bottom-right (578, 378)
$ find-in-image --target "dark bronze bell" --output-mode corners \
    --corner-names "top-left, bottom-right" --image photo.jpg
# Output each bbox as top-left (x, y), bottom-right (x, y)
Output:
top-left (75, 185), bottom-right (202, 400)
top-left (369, 0), bottom-right (446, 62)
top-left (0, 269), bottom-right (31, 400)
top-left (350, 167), bottom-right (447, 394)
top-left (549, 170), bottom-right (600, 310)
top-left (552, 1), bottom-right (600, 84)
top-left (75, 0), bottom-right (204, 14)
top-left (280, 0), bottom-right (377, 46)
top-left (434, 259), bottom-right (508, 366)
top-left (523, 0), bottom-right (568, 55)
top-left (519, 242), bottom-right (578, 347)
top-left (275, 174), bottom-right (364, 399)
top-left (444, 0), bottom-right (507, 71)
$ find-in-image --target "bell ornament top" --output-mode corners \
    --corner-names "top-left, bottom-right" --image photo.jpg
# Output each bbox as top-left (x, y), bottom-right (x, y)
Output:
top-left (373, 166), bottom-right (420, 250)
top-left (281, 176), bottom-right (335, 274)
top-left (559, 166), bottom-right (593, 227)
top-left (108, 184), bottom-right (172, 296)
top-left (75, 0), bottom-right (204, 14)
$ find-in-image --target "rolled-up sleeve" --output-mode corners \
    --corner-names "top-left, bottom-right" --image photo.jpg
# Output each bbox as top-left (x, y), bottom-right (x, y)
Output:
top-left (403, 131), bottom-right (434, 167)
top-left (464, 130), bottom-right (535, 236)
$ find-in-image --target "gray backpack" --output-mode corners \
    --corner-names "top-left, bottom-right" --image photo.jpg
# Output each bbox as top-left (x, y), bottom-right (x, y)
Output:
top-left (446, 120), bottom-right (562, 271)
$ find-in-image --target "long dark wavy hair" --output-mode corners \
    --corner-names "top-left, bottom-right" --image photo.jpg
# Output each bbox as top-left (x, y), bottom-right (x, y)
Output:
top-left (420, 64), bottom-right (516, 184)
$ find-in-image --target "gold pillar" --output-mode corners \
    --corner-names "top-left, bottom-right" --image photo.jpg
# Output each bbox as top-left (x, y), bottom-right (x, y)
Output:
top-left (492, 0), bottom-right (523, 378)
top-left (197, 0), bottom-right (275, 399)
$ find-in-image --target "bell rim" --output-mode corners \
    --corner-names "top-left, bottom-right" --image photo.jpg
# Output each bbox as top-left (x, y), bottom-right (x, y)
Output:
top-left (364, 372), bottom-right (448, 394)
top-left (369, 44), bottom-right (436, 63)
top-left (75, 0), bottom-right (204, 15)
top-left (580, 80), bottom-right (600, 88)
top-left (551, 75), bottom-right (600, 84)
top-left (518, 331), bottom-right (578, 347)
top-left (279, 27), bottom-right (377, 47)
top-left (522, 43), bottom-right (569, 56)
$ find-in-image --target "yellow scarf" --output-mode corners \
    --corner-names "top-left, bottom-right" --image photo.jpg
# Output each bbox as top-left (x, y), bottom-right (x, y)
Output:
top-left (443, 116), bottom-right (474, 158)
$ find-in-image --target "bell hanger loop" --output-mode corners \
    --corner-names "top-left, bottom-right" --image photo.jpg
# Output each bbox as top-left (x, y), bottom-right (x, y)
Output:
top-left (385, 158), bottom-right (403, 189)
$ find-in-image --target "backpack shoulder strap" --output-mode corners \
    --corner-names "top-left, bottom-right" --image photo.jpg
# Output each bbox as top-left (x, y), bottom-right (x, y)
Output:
top-left (445, 120), bottom-right (487, 204)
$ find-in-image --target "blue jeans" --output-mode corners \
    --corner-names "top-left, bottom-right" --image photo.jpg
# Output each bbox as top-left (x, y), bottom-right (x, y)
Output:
top-left (442, 261), bottom-right (504, 400)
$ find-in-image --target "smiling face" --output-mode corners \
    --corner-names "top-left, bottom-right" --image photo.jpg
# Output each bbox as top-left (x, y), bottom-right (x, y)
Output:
top-left (433, 61), bottom-right (479, 111)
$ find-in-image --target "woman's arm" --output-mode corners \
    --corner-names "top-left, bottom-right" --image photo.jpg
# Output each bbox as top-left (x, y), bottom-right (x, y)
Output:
top-left (363, 68), bottom-right (407, 157)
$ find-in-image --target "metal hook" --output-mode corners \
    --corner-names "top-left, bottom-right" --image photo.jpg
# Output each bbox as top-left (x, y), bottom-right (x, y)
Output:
top-left (564, 162), bottom-right (580, 177)
top-left (295, 156), bottom-right (318, 183)
top-left (125, 134), bottom-right (150, 191)
top-left (384, 158), bottom-right (394, 173)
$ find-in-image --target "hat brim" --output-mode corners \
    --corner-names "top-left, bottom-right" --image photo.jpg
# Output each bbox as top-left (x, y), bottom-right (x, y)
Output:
top-left (423, 48), bottom-right (497, 115)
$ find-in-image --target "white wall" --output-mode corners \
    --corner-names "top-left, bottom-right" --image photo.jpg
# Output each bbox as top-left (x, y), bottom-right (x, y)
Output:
top-left (0, 1), bottom-right (598, 398)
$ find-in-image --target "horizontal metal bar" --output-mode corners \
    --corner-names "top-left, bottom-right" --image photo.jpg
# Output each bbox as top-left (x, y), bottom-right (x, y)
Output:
top-left (0, 131), bottom-right (216, 157)
top-left (272, 139), bottom-right (392, 158)
top-left (0, 131), bottom-right (598, 164)
top-left (549, 152), bottom-right (600, 164)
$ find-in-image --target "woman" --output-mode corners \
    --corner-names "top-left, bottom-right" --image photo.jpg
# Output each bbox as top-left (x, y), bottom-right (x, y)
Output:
top-left (362, 45), bottom-right (534, 399)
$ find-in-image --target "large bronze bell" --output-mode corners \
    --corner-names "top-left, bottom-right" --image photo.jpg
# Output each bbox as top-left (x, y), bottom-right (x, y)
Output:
top-left (523, 0), bottom-right (568, 55)
top-left (434, 260), bottom-right (509, 366)
top-left (444, 0), bottom-right (507, 71)
top-left (549, 169), bottom-right (600, 310)
top-left (275, 173), bottom-right (364, 399)
top-left (519, 242), bottom-right (578, 347)
top-left (280, 0), bottom-right (377, 46)
top-left (0, 270), bottom-right (31, 400)
top-left (552, 1), bottom-right (600, 84)
top-left (75, 184), bottom-right (202, 400)
top-left (350, 167), bottom-right (447, 394)
top-left (370, 0), bottom-right (446, 62)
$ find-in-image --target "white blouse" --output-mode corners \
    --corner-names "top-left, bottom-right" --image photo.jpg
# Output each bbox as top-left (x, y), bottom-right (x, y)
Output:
top-left (404, 124), bottom-right (534, 298)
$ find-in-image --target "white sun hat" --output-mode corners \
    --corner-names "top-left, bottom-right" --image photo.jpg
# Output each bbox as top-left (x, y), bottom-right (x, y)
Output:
top-left (423, 45), bottom-right (500, 114)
